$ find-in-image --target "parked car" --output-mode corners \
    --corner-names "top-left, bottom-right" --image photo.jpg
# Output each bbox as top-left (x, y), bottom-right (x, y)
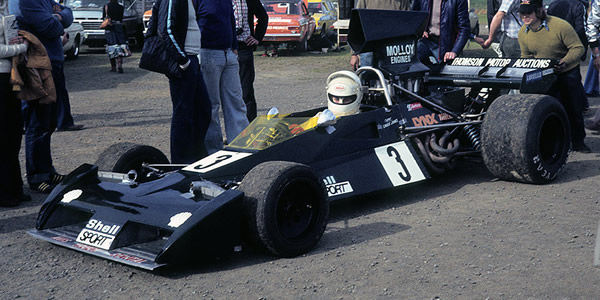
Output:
top-left (63, 0), bottom-right (145, 48)
top-left (64, 23), bottom-right (85, 59)
top-left (261, 0), bottom-right (316, 51)
top-left (306, 0), bottom-right (336, 36)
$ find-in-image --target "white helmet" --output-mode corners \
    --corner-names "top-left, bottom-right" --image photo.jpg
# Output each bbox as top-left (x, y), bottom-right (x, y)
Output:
top-left (326, 71), bottom-right (362, 117)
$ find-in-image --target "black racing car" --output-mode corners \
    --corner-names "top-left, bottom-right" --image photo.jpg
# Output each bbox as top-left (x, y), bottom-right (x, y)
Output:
top-left (28, 9), bottom-right (571, 270)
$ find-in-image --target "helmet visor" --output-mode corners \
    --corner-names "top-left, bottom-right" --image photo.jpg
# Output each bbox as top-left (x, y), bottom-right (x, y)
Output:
top-left (328, 94), bottom-right (357, 105)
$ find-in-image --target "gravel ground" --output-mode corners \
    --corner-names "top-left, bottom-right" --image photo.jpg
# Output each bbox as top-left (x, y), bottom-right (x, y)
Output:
top-left (1, 46), bottom-right (599, 299)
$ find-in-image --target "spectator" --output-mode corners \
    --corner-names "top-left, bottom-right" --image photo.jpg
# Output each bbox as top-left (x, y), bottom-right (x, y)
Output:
top-left (198, 0), bottom-right (249, 154)
top-left (487, 0), bottom-right (503, 56)
top-left (412, 0), bottom-right (471, 63)
top-left (547, 0), bottom-right (589, 110)
top-left (145, 0), bottom-right (212, 163)
top-left (350, 0), bottom-right (411, 70)
top-left (585, 0), bottom-right (600, 130)
top-left (233, 0), bottom-right (268, 122)
top-left (103, 0), bottom-right (129, 73)
top-left (15, 0), bottom-right (83, 132)
top-left (0, 0), bottom-right (30, 207)
top-left (547, 0), bottom-right (588, 58)
top-left (15, 0), bottom-right (73, 192)
top-left (584, 0), bottom-right (600, 97)
top-left (518, 0), bottom-right (590, 153)
top-left (482, 0), bottom-right (521, 57)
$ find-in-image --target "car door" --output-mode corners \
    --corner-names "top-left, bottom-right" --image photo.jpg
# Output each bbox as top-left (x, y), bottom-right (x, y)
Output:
top-left (300, 1), bottom-right (316, 38)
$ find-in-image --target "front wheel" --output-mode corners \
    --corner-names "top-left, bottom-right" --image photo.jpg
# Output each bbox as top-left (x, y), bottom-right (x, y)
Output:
top-left (95, 142), bottom-right (169, 182)
top-left (481, 94), bottom-right (570, 184)
top-left (239, 161), bottom-right (329, 257)
top-left (66, 35), bottom-right (80, 59)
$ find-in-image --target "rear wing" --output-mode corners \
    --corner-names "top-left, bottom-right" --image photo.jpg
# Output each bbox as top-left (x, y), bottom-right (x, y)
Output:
top-left (428, 57), bottom-right (559, 94)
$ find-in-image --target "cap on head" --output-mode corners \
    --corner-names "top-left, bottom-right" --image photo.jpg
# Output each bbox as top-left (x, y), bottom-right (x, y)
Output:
top-left (519, 0), bottom-right (543, 14)
top-left (326, 71), bottom-right (362, 117)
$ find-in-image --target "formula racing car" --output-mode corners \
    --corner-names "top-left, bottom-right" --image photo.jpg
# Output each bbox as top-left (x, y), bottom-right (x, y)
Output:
top-left (29, 9), bottom-right (570, 270)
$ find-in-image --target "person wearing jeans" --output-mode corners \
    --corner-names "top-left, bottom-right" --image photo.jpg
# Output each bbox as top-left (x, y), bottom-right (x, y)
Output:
top-left (198, 0), bottom-right (248, 154)
top-left (201, 49), bottom-right (248, 153)
top-left (17, 0), bottom-right (73, 192)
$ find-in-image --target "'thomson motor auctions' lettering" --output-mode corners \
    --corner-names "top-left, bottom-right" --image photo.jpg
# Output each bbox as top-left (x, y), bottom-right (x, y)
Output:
top-left (450, 57), bottom-right (552, 68)
top-left (512, 58), bottom-right (550, 68)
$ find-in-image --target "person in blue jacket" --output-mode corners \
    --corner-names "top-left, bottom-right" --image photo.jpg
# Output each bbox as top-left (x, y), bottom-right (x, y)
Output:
top-left (14, 0), bottom-right (74, 192)
top-left (412, 0), bottom-right (471, 63)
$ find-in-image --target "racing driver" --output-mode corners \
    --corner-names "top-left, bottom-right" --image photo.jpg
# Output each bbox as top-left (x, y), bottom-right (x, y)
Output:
top-left (289, 71), bottom-right (362, 134)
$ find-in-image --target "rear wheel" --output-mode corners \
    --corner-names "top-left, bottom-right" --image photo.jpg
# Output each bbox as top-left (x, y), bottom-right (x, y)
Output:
top-left (481, 94), bottom-right (570, 184)
top-left (95, 142), bottom-right (169, 181)
top-left (239, 161), bottom-right (329, 257)
top-left (296, 37), bottom-right (308, 52)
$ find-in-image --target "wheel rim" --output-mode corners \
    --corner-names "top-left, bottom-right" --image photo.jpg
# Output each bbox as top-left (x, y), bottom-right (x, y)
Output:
top-left (538, 112), bottom-right (567, 164)
top-left (275, 178), bottom-right (321, 240)
top-left (73, 40), bottom-right (79, 56)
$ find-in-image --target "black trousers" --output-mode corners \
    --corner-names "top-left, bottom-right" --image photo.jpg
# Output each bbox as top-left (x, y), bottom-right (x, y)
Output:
top-left (548, 66), bottom-right (587, 145)
top-left (238, 44), bottom-right (257, 122)
top-left (0, 73), bottom-right (24, 199)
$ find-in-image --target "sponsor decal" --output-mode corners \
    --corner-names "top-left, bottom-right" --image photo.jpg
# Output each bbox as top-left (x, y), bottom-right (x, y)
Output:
top-left (449, 57), bottom-right (553, 69)
top-left (73, 243), bottom-right (98, 252)
top-left (60, 189), bottom-right (83, 203)
top-left (110, 253), bottom-right (147, 263)
top-left (542, 69), bottom-right (553, 76)
top-left (52, 236), bottom-right (72, 243)
top-left (525, 70), bottom-right (543, 83)
top-left (168, 212), bottom-right (192, 228)
top-left (484, 58), bottom-right (512, 67)
top-left (407, 102), bottom-right (423, 112)
top-left (76, 219), bottom-right (121, 250)
top-left (437, 113), bottom-right (452, 121)
top-left (183, 150), bottom-right (252, 173)
top-left (412, 113), bottom-right (439, 126)
top-left (378, 117), bottom-right (400, 130)
top-left (267, 25), bottom-right (289, 30)
top-left (513, 58), bottom-right (551, 68)
top-left (323, 176), bottom-right (353, 197)
top-left (451, 57), bottom-right (485, 66)
top-left (383, 41), bottom-right (415, 65)
top-left (374, 141), bottom-right (426, 186)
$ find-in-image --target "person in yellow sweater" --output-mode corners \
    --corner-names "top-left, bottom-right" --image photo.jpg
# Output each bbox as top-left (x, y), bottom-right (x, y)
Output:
top-left (518, 0), bottom-right (590, 153)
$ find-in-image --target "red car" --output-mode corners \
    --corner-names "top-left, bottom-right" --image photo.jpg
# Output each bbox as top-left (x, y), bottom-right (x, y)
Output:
top-left (260, 0), bottom-right (316, 51)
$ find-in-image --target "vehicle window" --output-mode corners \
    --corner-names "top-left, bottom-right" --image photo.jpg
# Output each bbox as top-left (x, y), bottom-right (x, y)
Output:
top-left (307, 3), bottom-right (323, 14)
top-left (264, 2), bottom-right (299, 14)
top-left (301, 2), bottom-right (309, 15)
top-left (64, 0), bottom-right (107, 8)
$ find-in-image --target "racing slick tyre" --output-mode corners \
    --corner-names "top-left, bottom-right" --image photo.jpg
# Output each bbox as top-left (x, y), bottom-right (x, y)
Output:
top-left (95, 142), bottom-right (169, 181)
top-left (239, 161), bottom-right (329, 257)
top-left (481, 94), bottom-right (570, 184)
